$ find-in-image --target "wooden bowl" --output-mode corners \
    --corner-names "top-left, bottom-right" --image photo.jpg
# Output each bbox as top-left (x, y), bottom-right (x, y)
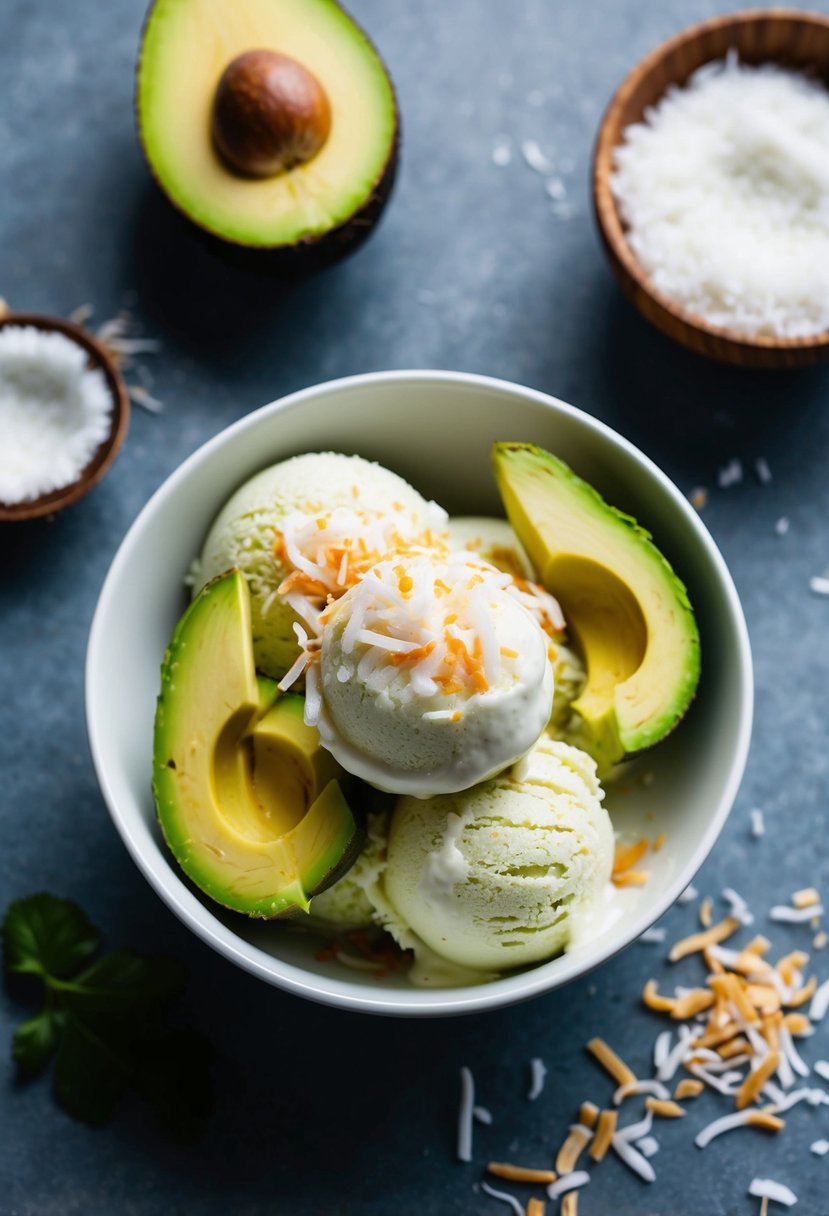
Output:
top-left (0, 313), bottom-right (130, 522)
top-left (593, 9), bottom-right (829, 368)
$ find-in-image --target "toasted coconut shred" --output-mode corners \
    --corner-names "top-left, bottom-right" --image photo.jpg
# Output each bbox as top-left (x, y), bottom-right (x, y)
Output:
top-left (460, 889), bottom-right (829, 1212)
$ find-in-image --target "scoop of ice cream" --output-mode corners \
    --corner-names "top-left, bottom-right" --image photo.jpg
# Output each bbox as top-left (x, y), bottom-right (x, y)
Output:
top-left (306, 552), bottom-right (554, 797)
top-left (196, 452), bottom-right (447, 678)
top-left (382, 735), bottom-right (613, 971)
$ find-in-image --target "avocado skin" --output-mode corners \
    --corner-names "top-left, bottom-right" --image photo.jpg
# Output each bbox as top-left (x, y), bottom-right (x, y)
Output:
top-left (153, 570), bottom-right (363, 919)
top-left (135, 1), bottom-right (399, 275)
top-left (492, 442), bottom-right (701, 767)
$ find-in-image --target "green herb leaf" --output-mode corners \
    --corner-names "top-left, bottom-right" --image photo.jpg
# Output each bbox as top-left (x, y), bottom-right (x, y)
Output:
top-left (12, 1009), bottom-right (62, 1078)
top-left (3, 893), bottom-right (212, 1135)
top-left (3, 894), bottom-right (100, 979)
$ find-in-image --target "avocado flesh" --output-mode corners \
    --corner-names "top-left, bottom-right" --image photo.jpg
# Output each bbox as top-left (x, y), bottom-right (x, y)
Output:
top-left (492, 443), bottom-right (700, 770)
top-left (138, 0), bottom-right (397, 249)
top-left (153, 570), bottom-right (361, 918)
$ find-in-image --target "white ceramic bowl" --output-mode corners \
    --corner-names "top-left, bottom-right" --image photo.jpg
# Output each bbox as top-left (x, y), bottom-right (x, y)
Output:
top-left (86, 371), bottom-right (752, 1016)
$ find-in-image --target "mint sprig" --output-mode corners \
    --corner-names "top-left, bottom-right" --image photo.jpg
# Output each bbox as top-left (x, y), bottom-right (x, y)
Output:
top-left (3, 894), bottom-right (212, 1136)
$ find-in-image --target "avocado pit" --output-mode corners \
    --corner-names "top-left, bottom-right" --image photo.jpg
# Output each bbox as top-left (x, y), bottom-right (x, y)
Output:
top-left (211, 49), bottom-right (332, 178)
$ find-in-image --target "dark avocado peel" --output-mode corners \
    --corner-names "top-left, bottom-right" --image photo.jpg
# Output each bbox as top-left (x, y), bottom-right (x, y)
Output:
top-left (153, 569), bottom-right (362, 919)
top-left (493, 442), bottom-right (701, 772)
top-left (136, 0), bottom-right (399, 271)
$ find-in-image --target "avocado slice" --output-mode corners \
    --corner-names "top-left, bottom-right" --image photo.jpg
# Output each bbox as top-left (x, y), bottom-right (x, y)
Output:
top-left (492, 443), bottom-right (700, 769)
top-left (137, 0), bottom-right (398, 266)
top-left (153, 570), bottom-right (362, 918)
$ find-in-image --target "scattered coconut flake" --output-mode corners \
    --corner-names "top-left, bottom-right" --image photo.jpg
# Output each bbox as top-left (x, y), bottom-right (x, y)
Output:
top-left (775, 516), bottom-right (790, 536)
top-left (814, 931), bottom-right (828, 950)
top-left (545, 177), bottom-right (566, 200)
top-left (639, 927), bottom-right (667, 944)
top-left (488, 1163), bottom-right (557, 1185)
top-left (492, 137), bottom-right (512, 167)
top-left (528, 1057), bottom-right (547, 1101)
top-left (718, 459), bottom-right (743, 488)
top-left (653, 1030), bottom-right (672, 1074)
top-left (689, 487), bottom-right (708, 510)
top-left (723, 888), bottom-right (754, 925)
top-left (679, 884), bottom-right (699, 904)
top-left (521, 139), bottom-right (555, 175)
top-left (755, 457), bottom-right (773, 484)
top-left (611, 1134), bottom-right (656, 1183)
top-left (811, 1139), bottom-right (829, 1155)
top-left (810, 577), bottom-right (829, 597)
top-left (810, 980), bottom-right (829, 1023)
top-left (748, 1178), bottom-right (798, 1207)
top-left (751, 809), bottom-right (766, 838)
top-left (127, 383), bottom-right (164, 414)
top-left (636, 1136), bottom-right (660, 1158)
top-left (458, 1066), bottom-right (474, 1162)
top-left (695, 1109), bottom-right (784, 1148)
top-left (480, 1181), bottom-right (524, 1216)
top-left (770, 905), bottom-right (825, 923)
top-left (656, 1026), bottom-right (695, 1082)
top-left (68, 303), bottom-right (93, 326)
top-left (586, 1038), bottom-right (636, 1087)
top-left (474, 1106), bottom-right (493, 1125)
top-left (613, 1079), bottom-right (670, 1105)
top-left (792, 888), bottom-right (820, 909)
top-left (547, 1171), bottom-right (590, 1200)
top-left (813, 1060), bottom-right (829, 1083)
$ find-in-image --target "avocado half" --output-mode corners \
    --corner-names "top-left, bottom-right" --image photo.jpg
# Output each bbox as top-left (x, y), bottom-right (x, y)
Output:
top-left (136, 0), bottom-right (399, 270)
top-left (492, 443), bottom-right (701, 771)
top-left (153, 569), bottom-right (363, 918)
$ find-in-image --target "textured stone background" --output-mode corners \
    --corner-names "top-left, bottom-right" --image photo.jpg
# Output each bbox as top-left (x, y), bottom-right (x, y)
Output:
top-left (2, 1), bottom-right (829, 1212)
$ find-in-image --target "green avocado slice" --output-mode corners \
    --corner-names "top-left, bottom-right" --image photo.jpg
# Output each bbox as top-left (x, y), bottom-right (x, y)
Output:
top-left (492, 442), bottom-right (700, 770)
top-left (152, 570), bottom-right (362, 918)
top-left (136, 0), bottom-right (398, 255)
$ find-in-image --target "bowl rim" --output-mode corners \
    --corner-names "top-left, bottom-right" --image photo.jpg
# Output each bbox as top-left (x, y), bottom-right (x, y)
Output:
top-left (0, 313), bottom-right (130, 522)
top-left (592, 7), bottom-right (829, 358)
top-left (86, 369), bottom-right (753, 1016)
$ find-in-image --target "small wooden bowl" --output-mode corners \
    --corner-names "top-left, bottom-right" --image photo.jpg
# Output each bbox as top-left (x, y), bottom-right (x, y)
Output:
top-left (0, 313), bottom-right (130, 522)
top-left (593, 9), bottom-right (829, 368)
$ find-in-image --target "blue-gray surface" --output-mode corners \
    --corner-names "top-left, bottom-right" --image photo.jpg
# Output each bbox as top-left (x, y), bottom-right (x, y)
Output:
top-left (2, 0), bottom-right (829, 1212)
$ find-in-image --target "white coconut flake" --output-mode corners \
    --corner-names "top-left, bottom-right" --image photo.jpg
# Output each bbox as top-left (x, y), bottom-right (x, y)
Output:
top-left (780, 1025), bottom-right (810, 1078)
top-left (718, 458), bottom-right (744, 488)
top-left (657, 1026), bottom-right (695, 1082)
top-left (722, 887), bottom-right (754, 925)
top-left (457, 1066), bottom-right (474, 1162)
top-left (679, 884), bottom-right (699, 904)
top-left (811, 1139), bottom-right (829, 1155)
top-left (611, 1134), bottom-right (656, 1183)
top-left (547, 1171), bottom-right (590, 1200)
top-left (813, 1060), bottom-right (829, 1083)
top-left (527, 1057), bottom-right (547, 1101)
top-left (615, 1110), bottom-right (653, 1144)
top-left (809, 978), bottom-right (829, 1022)
top-left (810, 577), bottom-right (829, 597)
top-left (492, 138), bottom-right (512, 167)
top-left (473, 1106), bottom-right (493, 1125)
top-left (696, 1109), bottom-right (768, 1148)
top-left (751, 809), bottom-right (766, 838)
top-left (748, 1179), bottom-right (798, 1207)
top-left (521, 139), bottom-right (555, 175)
top-left (613, 1079), bottom-right (670, 1105)
top-left (653, 1029), bottom-right (672, 1074)
top-left (636, 1136), bottom-right (660, 1159)
top-left (639, 927), bottom-right (667, 944)
top-left (480, 1182), bottom-right (524, 1216)
top-left (775, 517), bottom-right (790, 536)
top-left (755, 457), bottom-right (773, 484)
top-left (770, 905), bottom-right (825, 923)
